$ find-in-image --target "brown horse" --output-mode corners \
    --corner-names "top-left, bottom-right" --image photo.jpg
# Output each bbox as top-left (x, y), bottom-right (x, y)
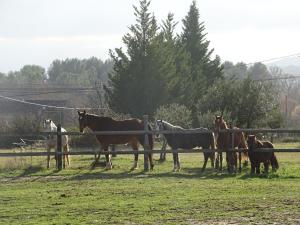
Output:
top-left (214, 115), bottom-right (249, 173)
top-left (78, 111), bottom-right (154, 170)
top-left (247, 135), bottom-right (279, 174)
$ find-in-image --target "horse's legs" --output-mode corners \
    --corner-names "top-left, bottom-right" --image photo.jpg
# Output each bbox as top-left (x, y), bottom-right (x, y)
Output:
top-left (131, 142), bottom-right (139, 170)
top-left (172, 151), bottom-right (177, 172)
top-left (234, 152), bottom-right (238, 173)
top-left (148, 153), bottom-right (154, 170)
top-left (103, 144), bottom-right (112, 170)
top-left (47, 147), bottom-right (51, 169)
top-left (227, 151), bottom-right (235, 173)
top-left (214, 152), bottom-right (219, 170)
top-left (238, 150), bottom-right (242, 173)
top-left (176, 153), bottom-right (181, 171)
top-left (66, 145), bottom-right (70, 166)
top-left (255, 162), bottom-right (260, 174)
top-left (264, 162), bottom-right (269, 174)
top-left (219, 152), bottom-right (223, 171)
top-left (201, 153), bottom-right (208, 172)
top-left (250, 161), bottom-right (255, 174)
top-left (210, 153), bottom-right (215, 168)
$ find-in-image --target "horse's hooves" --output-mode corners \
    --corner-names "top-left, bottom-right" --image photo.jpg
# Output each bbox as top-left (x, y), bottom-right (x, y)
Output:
top-left (130, 167), bottom-right (138, 171)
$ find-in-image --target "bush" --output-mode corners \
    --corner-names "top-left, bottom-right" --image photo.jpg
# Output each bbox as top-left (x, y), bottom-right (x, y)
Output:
top-left (197, 110), bottom-right (232, 129)
top-left (154, 103), bottom-right (192, 128)
top-left (0, 115), bottom-right (42, 148)
top-left (68, 126), bottom-right (99, 148)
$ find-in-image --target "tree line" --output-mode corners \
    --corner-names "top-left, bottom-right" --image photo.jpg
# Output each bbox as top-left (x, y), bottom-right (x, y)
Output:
top-left (106, 0), bottom-right (282, 128)
top-left (1, 0), bottom-right (293, 129)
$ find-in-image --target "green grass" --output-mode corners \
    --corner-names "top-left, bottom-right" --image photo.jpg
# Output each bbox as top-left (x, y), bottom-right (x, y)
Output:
top-left (0, 144), bottom-right (300, 225)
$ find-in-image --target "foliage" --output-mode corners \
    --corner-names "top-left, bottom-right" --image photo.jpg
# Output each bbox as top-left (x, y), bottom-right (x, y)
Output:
top-left (179, 1), bottom-right (223, 114)
top-left (197, 110), bottom-right (231, 129)
top-left (0, 114), bottom-right (42, 148)
top-left (0, 65), bottom-right (46, 84)
top-left (106, 0), bottom-right (223, 121)
top-left (48, 57), bottom-right (113, 86)
top-left (197, 75), bottom-right (281, 128)
top-left (106, 0), bottom-right (170, 118)
top-left (154, 103), bottom-right (192, 128)
top-left (223, 61), bottom-right (248, 80)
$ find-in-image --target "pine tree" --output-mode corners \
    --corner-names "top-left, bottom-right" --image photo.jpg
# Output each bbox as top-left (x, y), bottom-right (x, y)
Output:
top-left (179, 1), bottom-right (223, 125)
top-left (105, 0), bottom-right (169, 117)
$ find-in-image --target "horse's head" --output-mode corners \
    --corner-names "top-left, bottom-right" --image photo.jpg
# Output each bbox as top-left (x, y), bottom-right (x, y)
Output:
top-left (247, 135), bottom-right (256, 151)
top-left (43, 119), bottom-right (52, 131)
top-left (214, 115), bottom-right (226, 130)
top-left (155, 119), bottom-right (164, 138)
top-left (78, 110), bottom-right (88, 133)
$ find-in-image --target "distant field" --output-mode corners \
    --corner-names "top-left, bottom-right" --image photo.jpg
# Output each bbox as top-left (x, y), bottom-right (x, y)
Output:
top-left (0, 143), bottom-right (299, 225)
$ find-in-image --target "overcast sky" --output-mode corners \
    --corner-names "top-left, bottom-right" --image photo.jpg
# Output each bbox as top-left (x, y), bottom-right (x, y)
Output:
top-left (1, 0), bottom-right (300, 73)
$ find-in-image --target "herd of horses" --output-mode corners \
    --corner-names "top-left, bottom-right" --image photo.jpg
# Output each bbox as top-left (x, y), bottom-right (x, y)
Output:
top-left (43, 111), bottom-right (279, 174)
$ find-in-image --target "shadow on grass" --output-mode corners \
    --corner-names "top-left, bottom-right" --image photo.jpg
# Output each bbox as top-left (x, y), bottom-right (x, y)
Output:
top-left (65, 166), bottom-right (241, 181)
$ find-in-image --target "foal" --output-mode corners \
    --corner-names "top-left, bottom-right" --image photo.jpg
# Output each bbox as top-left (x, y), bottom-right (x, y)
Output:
top-left (247, 135), bottom-right (279, 174)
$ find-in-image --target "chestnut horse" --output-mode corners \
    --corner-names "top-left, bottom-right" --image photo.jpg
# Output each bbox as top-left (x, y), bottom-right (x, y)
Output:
top-left (78, 111), bottom-right (154, 170)
top-left (247, 135), bottom-right (279, 174)
top-left (214, 115), bottom-right (249, 173)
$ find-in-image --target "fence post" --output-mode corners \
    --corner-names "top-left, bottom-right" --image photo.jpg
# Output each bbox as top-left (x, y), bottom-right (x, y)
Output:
top-left (56, 124), bottom-right (63, 170)
top-left (143, 115), bottom-right (150, 171)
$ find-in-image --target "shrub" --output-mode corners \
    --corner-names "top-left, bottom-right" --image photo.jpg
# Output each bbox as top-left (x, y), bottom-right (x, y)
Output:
top-left (154, 103), bottom-right (192, 128)
top-left (197, 110), bottom-right (232, 129)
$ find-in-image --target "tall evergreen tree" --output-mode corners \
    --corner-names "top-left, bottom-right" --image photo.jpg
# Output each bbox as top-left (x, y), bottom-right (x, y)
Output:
top-left (179, 1), bottom-right (223, 124)
top-left (106, 0), bottom-right (169, 117)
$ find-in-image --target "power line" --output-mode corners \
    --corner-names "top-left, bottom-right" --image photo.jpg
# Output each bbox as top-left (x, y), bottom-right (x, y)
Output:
top-left (246, 52), bottom-right (300, 66)
top-left (253, 75), bottom-right (300, 82)
top-left (0, 94), bottom-right (108, 111)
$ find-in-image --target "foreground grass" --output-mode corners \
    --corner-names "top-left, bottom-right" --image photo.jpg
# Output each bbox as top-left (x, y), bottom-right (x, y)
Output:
top-left (0, 144), bottom-right (300, 225)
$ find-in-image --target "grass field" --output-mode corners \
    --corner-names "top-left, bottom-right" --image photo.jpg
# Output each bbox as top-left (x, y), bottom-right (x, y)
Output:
top-left (0, 142), bottom-right (300, 225)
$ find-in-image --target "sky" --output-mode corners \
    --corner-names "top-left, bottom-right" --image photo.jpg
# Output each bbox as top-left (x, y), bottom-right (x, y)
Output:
top-left (1, 0), bottom-right (300, 73)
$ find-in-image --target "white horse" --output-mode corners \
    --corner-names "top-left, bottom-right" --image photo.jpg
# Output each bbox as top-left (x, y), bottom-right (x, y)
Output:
top-left (43, 119), bottom-right (70, 168)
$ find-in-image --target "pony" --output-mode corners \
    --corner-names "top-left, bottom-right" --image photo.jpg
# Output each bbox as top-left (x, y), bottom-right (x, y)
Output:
top-left (77, 110), bottom-right (154, 170)
top-left (156, 120), bottom-right (216, 172)
top-left (214, 115), bottom-right (248, 173)
top-left (43, 119), bottom-right (70, 169)
top-left (247, 135), bottom-right (279, 174)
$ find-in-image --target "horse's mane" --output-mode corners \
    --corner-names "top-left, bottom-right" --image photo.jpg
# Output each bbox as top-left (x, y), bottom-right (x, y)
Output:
top-left (85, 113), bottom-right (137, 122)
top-left (161, 120), bottom-right (184, 131)
top-left (86, 113), bottom-right (114, 121)
top-left (255, 139), bottom-right (264, 148)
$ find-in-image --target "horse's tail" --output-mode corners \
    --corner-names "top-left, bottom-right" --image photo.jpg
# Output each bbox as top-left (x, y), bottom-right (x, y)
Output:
top-left (148, 124), bottom-right (154, 150)
top-left (211, 132), bottom-right (216, 150)
top-left (271, 154), bottom-right (279, 170)
top-left (240, 132), bottom-right (249, 161)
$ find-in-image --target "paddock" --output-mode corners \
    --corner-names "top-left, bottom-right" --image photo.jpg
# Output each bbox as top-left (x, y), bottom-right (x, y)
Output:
top-left (1, 116), bottom-right (300, 224)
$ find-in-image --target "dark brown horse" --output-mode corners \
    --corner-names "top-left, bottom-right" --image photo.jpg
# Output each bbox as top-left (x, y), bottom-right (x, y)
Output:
top-left (156, 120), bottom-right (216, 172)
top-left (78, 111), bottom-right (154, 170)
top-left (214, 115), bottom-right (249, 173)
top-left (247, 135), bottom-right (279, 174)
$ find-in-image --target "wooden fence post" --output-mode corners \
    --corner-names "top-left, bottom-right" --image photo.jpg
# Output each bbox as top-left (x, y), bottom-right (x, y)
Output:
top-left (56, 124), bottom-right (63, 170)
top-left (143, 115), bottom-right (150, 171)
